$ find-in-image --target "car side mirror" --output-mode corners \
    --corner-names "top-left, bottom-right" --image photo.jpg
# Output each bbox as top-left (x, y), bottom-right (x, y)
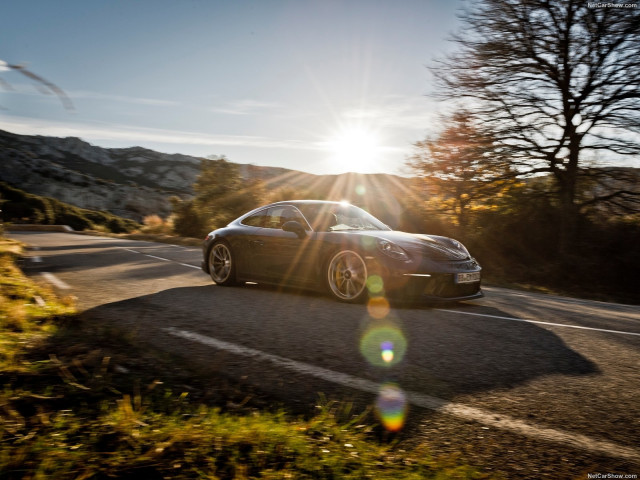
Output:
top-left (282, 221), bottom-right (306, 239)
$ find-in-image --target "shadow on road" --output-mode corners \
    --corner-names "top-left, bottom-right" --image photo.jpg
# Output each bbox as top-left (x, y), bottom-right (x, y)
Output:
top-left (73, 283), bottom-right (599, 407)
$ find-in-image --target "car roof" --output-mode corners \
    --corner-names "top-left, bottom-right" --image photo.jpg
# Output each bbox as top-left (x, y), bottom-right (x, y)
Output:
top-left (269, 200), bottom-right (347, 206)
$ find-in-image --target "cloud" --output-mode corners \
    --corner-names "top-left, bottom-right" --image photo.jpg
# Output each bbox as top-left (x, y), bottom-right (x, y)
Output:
top-left (340, 95), bottom-right (440, 133)
top-left (0, 116), bottom-right (318, 151)
top-left (68, 90), bottom-right (181, 107)
top-left (0, 84), bottom-right (180, 107)
top-left (210, 99), bottom-right (281, 115)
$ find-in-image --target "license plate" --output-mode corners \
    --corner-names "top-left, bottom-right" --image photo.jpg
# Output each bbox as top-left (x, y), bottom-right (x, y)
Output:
top-left (456, 272), bottom-right (480, 284)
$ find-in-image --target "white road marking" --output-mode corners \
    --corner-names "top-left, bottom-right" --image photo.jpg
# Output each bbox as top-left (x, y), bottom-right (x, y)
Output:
top-left (178, 263), bottom-right (201, 270)
top-left (436, 308), bottom-right (640, 337)
top-left (165, 327), bottom-right (640, 463)
top-left (169, 245), bottom-right (191, 250)
top-left (120, 246), bottom-right (202, 271)
top-left (41, 272), bottom-right (71, 289)
top-left (145, 254), bottom-right (171, 262)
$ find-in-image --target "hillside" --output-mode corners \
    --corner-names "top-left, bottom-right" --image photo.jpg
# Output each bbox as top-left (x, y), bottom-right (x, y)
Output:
top-left (0, 129), bottom-right (414, 225)
top-left (0, 182), bottom-right (139, 232)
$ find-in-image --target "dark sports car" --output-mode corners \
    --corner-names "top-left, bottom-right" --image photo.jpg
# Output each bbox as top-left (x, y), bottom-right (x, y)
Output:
top-left (201, 200), bottom-right (482, 303)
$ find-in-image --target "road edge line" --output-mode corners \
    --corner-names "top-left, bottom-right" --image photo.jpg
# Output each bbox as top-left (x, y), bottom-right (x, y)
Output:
top-left (41, 272), bottom-right (71, 289)
top-left (164, 327), bottom-right (640, 464)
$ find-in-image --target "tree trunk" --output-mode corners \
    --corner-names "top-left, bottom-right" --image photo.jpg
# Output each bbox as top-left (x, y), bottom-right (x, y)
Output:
top-left (557, 141), bottom-right (580, 257)
top-left (557, 192), bottom-right (579, 258)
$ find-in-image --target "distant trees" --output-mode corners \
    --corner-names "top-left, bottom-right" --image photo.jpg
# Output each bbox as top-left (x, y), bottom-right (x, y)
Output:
top-left (170, 198), bottom-right (208, 238)
top-left (171, 157), bottom-right (265, 238)
top-left (431, 0), bottom-right (640, 251)
top-left (267, 186), bottom-right (310, 203)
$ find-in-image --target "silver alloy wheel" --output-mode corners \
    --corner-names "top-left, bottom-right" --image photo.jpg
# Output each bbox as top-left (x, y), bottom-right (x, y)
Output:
top-left (209, 242), bottom-right (233, 284)
top-left (327, 250), bottom-right (368, 301)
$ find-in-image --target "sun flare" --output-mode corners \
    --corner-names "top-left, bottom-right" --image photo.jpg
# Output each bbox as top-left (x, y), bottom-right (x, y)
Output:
top-left (326, 125), bottom-right (382, 173)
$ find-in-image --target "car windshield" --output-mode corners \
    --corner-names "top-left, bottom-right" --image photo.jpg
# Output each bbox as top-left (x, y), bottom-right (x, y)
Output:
top-left (297, 203), bottom-right (390, 232)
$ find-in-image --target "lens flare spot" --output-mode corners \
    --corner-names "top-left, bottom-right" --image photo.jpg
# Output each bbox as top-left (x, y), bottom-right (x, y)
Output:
top-left (360, 323), bottom-right (407, 367)
top-left (367, 296), bottom-right (390, 319)
top-left (380, 341), bottom-right (394, 363)
top-left (355, 184), bottom-right (366, 196)
top-left (359, 236), bottom-right (376, 250)
top-left (376, 383), bottom-right (407, 432)
top-left (366, 275), bottom-right (384, 294)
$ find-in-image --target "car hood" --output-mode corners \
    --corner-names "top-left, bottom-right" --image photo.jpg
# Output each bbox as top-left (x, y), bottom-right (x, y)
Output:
top-left (358, 230), bottom-right (471, 261)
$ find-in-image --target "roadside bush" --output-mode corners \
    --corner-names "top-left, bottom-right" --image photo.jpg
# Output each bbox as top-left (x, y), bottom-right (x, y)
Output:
top-left (171, 199), bottom-right (209, 238)
top-left (0, 182), bottom-right (139, 234)
top-left (140, 214), bottom-right (173, 235)
top-left (0, 185), bottom-right (55, 224)
top-left (104, 217), bottom-right (128, 234)
top-left (53, 211), bottom-right (93, 231)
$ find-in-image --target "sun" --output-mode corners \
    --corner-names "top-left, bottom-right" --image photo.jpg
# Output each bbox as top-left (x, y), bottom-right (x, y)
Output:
top-left (326, 125), bottom-right (382, 173)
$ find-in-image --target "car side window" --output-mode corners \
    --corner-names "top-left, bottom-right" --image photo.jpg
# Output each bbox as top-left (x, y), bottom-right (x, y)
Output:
top-left (264, 206), bottom-right (309, 230)
top-left (241, 209), bottom-right (268, 227)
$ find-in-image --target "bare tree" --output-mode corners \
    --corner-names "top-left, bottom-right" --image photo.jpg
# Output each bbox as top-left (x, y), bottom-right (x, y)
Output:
top-left (432, 0), bottom-right (640, 251)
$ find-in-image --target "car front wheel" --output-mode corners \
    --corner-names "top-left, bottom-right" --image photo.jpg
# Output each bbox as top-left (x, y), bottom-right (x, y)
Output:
top-left (209, 241), bottom-right (236, 286)
top-left (326, 250), bottom-right (368, 302)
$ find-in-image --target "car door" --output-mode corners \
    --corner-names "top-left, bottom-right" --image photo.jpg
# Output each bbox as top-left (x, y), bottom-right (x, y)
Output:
top-left (234, 208), bottom-right (269, 279)
top-left (250, 206), bottom-right (316, 286)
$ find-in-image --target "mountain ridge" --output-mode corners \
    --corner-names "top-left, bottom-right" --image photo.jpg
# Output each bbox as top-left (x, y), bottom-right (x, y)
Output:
top-left (0, 129), bottom-right (413, 223)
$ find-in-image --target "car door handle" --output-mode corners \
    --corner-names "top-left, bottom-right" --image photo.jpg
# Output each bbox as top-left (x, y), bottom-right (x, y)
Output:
top-left (250, 240), bottom-right (264, 247)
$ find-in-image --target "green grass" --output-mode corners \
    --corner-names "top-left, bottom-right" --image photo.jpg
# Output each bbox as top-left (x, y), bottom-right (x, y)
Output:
top-left (0, 238), bottom-right (75, 370)
top-left (0, 236), bottom-right (491, 479)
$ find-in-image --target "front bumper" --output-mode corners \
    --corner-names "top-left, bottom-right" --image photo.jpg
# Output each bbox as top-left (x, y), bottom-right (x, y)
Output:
top-left (379, 262), bottom-right (483, 302)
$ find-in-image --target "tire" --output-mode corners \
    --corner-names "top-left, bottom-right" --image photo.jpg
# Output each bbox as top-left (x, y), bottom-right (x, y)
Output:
top-left (326, 250), bottom-right (368, 302)
top-left (208, 240), bottom-right (237, 286)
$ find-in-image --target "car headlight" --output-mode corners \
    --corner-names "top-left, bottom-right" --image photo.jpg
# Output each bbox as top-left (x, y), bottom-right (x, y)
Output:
top-left (449, 239), bottom-right (470, 256)
top-left (377, 239), bottom-right (410, 261)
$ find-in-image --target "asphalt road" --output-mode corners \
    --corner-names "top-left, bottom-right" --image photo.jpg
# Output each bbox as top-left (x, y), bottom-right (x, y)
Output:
top-left (9, 231), bottom-right (640, 478)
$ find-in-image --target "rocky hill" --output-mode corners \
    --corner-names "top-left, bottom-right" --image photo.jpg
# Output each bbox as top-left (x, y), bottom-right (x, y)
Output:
top-left (0, 130), bottom-right (204, 220)
top-left (0, 129), bottom-right (414, 224)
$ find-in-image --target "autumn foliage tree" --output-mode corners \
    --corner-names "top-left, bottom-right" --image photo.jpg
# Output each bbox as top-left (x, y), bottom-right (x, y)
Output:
top-left (409, 111), bottom-right (514, 229)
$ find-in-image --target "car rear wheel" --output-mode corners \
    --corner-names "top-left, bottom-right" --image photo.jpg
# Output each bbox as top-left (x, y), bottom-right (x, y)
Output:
top-left (326, 250), bottom-right (368, 302)
top-left (209, 241), bottom-right (236, 286)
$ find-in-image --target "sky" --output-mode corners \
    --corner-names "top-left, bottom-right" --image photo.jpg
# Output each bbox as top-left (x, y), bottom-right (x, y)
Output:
top-left (1, 0), bottom-right (464, 176)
